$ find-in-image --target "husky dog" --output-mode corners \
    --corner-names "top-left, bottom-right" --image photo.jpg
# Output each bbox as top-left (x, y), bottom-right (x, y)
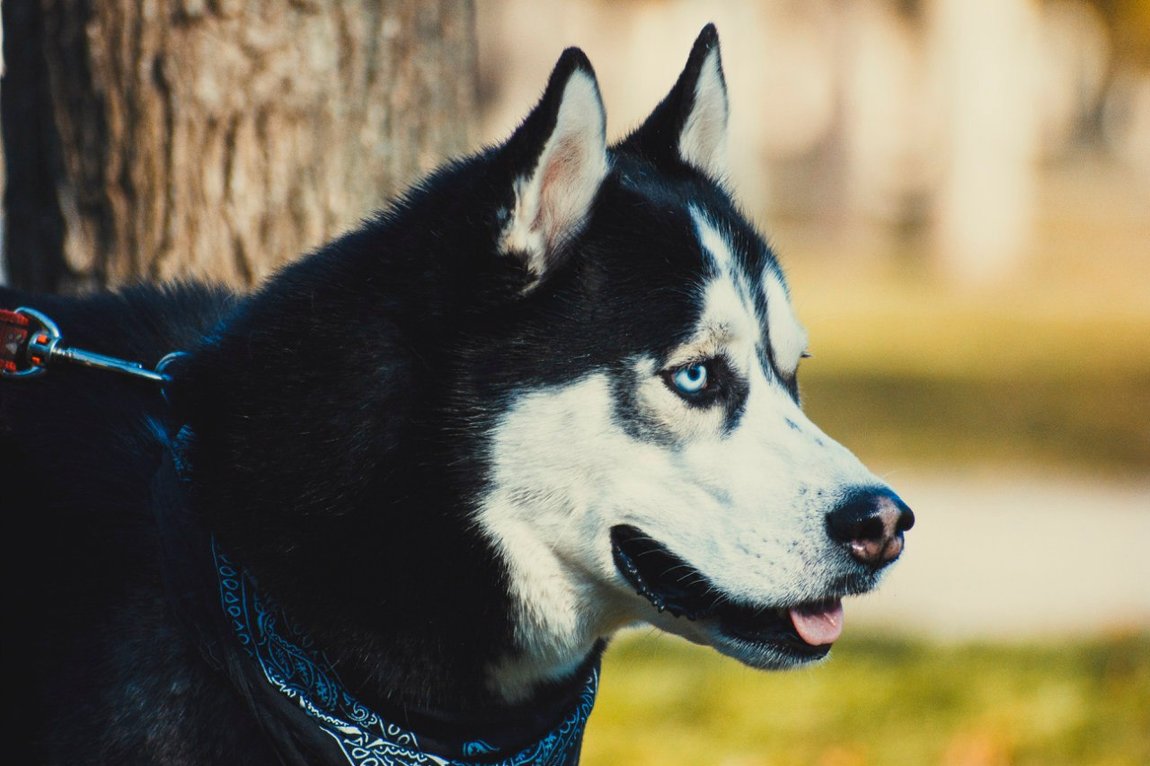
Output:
top-left (1, 25), bottom-right (912, 766)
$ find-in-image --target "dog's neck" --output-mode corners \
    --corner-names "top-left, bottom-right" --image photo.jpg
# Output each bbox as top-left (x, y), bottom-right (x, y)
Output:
top-left (197, 474), bottom-right (600, 715)
top-left (182, 422), bottom-right (602, 713)
top-left (206, 536), bottom-right (602, 764)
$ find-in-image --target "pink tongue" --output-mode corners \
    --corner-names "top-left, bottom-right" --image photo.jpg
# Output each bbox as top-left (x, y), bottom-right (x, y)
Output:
top-left (789, 599), bottom-right (845, 646)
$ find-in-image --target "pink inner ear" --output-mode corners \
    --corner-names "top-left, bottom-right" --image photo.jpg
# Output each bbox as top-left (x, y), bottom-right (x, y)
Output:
top-left (502, 67), bottom-right (608, 272)
top-left (536, 135), bottom-right (593, 250)
top-left (543, 136), bottom-right (582, 189)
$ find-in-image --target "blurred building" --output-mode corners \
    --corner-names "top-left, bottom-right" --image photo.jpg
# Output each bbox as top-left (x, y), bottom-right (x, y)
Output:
top-left (478, 0), bottom-right (1150, 285)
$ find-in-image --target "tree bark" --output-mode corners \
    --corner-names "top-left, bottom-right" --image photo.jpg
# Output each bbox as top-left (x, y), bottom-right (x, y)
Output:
top-left (2, 0), bottom-right (477, 293)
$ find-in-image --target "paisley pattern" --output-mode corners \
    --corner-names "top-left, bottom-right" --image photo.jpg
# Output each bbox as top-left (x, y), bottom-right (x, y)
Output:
top-left (213, 541), bottom-right (598, 766)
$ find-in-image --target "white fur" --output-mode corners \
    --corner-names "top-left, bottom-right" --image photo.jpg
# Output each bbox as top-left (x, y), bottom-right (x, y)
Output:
top-left (764, 269), bottom-right (809, 377)
top-left (477, 215), bottom-right (884, 700)
top-left (478, 374), bottom-right (641, 701)
top-left (501, 70), bottom-right (610, 280)
top-left (693, 208), bottom-right (734, 273)
top-left (691, 206), bottom-right (755, 309)
top-left (678, 48), bottom-right (730, 182)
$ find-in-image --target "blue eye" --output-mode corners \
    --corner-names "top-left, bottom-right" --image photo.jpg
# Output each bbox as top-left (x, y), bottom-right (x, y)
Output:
top-left (670, 362), bottom-right (709, 395)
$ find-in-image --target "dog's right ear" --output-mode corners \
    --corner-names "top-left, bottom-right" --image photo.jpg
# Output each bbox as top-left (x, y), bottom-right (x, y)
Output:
top-left (495, 48), bottom-right (609, 286)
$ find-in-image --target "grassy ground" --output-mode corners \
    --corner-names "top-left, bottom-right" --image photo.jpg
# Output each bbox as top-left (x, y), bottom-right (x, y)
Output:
top-left (582, 631), bottom-right (1150, 766)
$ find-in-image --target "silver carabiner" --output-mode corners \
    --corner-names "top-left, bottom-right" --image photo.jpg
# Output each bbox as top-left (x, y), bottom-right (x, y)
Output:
top-left (1, 306), bottom-right (177, 384)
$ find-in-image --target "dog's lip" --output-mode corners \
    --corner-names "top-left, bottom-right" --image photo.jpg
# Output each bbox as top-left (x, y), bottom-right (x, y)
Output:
top-left (610, 524), bottom-right (841, 660)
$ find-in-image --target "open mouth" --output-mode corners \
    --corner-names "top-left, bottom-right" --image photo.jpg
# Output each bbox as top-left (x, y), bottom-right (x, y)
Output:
top-left (610, 524), bottom-right (844, 663)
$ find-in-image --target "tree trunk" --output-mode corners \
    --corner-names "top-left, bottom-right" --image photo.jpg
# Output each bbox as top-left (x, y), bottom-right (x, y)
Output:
top-left (2, 0), bottom-right (477, 293)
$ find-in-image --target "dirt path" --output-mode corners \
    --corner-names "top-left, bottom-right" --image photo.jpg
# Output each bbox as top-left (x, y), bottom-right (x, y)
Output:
top-left (846, 472), bottom-right (1150, 639)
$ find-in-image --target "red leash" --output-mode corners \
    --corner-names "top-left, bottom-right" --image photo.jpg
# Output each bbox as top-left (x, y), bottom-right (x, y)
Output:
top-left (0, 308), bottom-right (31, 375)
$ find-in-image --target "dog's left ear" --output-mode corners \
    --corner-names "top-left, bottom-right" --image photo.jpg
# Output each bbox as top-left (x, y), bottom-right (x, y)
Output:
top-left (616, 24), bottom-right (729, 182)
top-left (497, 48), bottom-right (609, 284)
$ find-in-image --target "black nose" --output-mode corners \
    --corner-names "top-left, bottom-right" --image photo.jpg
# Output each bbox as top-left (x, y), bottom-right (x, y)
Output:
top-left (826, 488), bottom-right (915, 568)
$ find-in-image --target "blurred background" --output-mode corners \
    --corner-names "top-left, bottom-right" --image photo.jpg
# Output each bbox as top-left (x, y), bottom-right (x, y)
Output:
top-left (476, 2), bottom-right (1150, 764)
top-left (3, 0), bottom-right (1147, 763)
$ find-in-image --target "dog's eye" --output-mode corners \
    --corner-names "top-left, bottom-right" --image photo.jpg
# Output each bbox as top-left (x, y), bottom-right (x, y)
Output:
top-left (669, 362), bottom-right (710, 396)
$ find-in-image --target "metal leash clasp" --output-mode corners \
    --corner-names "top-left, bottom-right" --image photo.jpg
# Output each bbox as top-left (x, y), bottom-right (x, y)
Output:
top-left (1, 306), bottom-right (184, 384)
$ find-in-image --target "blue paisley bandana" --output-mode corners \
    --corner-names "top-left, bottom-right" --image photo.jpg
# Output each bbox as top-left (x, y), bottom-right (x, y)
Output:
top-left (212, 541), bottom-right (599, 766)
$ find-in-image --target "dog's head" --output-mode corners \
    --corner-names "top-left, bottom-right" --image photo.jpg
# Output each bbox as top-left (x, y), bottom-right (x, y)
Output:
top-left (472, 26), bottom-right (914, 697)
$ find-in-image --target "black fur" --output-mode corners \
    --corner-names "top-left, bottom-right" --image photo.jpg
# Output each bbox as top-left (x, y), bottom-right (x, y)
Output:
top-left (1, 25), bottom-right (787, 764)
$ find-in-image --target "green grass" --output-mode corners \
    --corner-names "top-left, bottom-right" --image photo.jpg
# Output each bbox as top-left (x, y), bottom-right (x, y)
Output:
top-left (582, 631), bottom-right (1150, 766)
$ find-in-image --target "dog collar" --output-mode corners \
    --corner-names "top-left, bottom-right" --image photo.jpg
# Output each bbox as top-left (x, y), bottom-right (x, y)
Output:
top-left (211, 541), bottom-right (599, 766)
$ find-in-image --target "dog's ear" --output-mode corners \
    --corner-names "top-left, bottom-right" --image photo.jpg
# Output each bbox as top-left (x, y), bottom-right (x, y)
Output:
top-left (496, 48), bottom-right (609, 284)
top-left (617, 24), bottom-right (728, 182)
